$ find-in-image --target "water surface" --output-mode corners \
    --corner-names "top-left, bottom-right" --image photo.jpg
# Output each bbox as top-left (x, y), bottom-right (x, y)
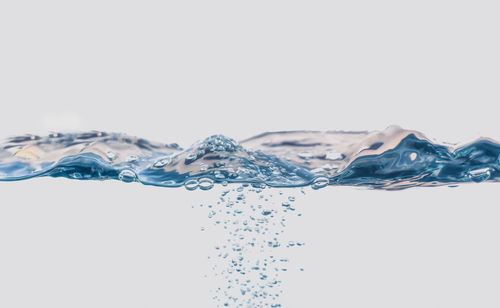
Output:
top-left (1, 126), bottom-right (498, 190)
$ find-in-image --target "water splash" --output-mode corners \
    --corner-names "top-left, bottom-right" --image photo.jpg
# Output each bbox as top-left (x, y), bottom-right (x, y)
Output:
top-left (1, 126), bottom-right (499, 190)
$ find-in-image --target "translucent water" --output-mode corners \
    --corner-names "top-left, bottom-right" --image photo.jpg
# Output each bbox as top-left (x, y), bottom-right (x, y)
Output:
top-left (2, 126), bottom-right (499, 307)
top-left (1, 126), bottom-right (499, 190)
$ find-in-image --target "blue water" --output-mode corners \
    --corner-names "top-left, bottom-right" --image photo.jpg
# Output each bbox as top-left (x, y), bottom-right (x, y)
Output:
top-left (1, 126), bottom-right (499, 190)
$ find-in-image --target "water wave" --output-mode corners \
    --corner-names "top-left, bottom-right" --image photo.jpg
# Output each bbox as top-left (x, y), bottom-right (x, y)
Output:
top-left (1, 126), bottom-right (499, 190)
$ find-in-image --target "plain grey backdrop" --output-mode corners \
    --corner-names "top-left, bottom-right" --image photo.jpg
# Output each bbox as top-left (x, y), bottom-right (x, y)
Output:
top-left (0, 0), bottom-right (499, 307)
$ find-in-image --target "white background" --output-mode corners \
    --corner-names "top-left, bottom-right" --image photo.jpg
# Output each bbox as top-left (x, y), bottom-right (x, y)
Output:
top-left (0, 1), bottom-right (499, 307)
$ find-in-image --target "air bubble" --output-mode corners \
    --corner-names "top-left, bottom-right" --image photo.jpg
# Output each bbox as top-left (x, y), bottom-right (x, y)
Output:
top-left (311, 177), bottom-right (329, 190)
top-left (252, 182), bottom-right (267, 189)
top-left (185, 152), bottom-right (198, 164)
top-left (118, 169), bottom-right (136, 183)
top-left (70, 172), bottom-right (82, 179)
top-left (468, 167), bottom-right (492, 183)
top-left (106, 150), bottom-right (117, 160)
top-left (184, 179), bottom-right (199, 191)
top-left (214, 172), bottom-right (226, 179)
top-left (153, 156), bottom-right (172, 168)
top-left (199, 177), bottom-right (215, 190)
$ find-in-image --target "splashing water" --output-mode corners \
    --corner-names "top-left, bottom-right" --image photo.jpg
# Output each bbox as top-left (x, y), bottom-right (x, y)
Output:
top-left (1, 126), bottom-right (499, 190)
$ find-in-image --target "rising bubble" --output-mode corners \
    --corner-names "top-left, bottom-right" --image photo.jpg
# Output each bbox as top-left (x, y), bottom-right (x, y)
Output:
top-left (118, 169), bottom-right (136, 183)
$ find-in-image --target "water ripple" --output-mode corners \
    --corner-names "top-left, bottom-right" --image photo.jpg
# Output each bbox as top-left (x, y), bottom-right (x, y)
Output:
top-left (1, 126), bottom-right (499, 190)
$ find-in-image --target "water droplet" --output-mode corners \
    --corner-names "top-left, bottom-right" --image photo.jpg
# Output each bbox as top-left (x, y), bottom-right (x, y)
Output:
top-left (184, 179), bottom-right (198, 190)
top-left (199, 177), bottom-right (214, 190)
top-left (311, 177), bottom-right (329, 190)
top-left (106, 150), bottom-right (117, 160)
top-left (118, 169), bottom-right (136, 183)
top-left (153, 156), bottom-right (172, 168)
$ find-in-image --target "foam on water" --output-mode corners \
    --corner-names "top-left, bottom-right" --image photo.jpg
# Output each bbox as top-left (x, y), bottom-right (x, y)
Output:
top-left (1, 126), bottom-right (499, 190)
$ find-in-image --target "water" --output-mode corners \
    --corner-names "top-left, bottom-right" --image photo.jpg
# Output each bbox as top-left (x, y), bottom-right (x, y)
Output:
top-left (1, 126), bottom-right (499, 190)
top-left (197, 186), bottom-right (305, 307)
top-left (1, 126), bottom-right (499, 307)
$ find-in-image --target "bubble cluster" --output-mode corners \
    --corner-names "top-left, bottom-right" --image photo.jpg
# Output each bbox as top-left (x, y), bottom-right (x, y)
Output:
top-left (197, 185), bottom-right (306, 307)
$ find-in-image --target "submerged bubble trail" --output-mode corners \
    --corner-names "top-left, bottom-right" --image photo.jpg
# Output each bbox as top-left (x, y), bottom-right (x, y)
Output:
top-left (1, 127), bottom-right (499, 190)
top-left (198, 185), bottom-right (305, 307)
